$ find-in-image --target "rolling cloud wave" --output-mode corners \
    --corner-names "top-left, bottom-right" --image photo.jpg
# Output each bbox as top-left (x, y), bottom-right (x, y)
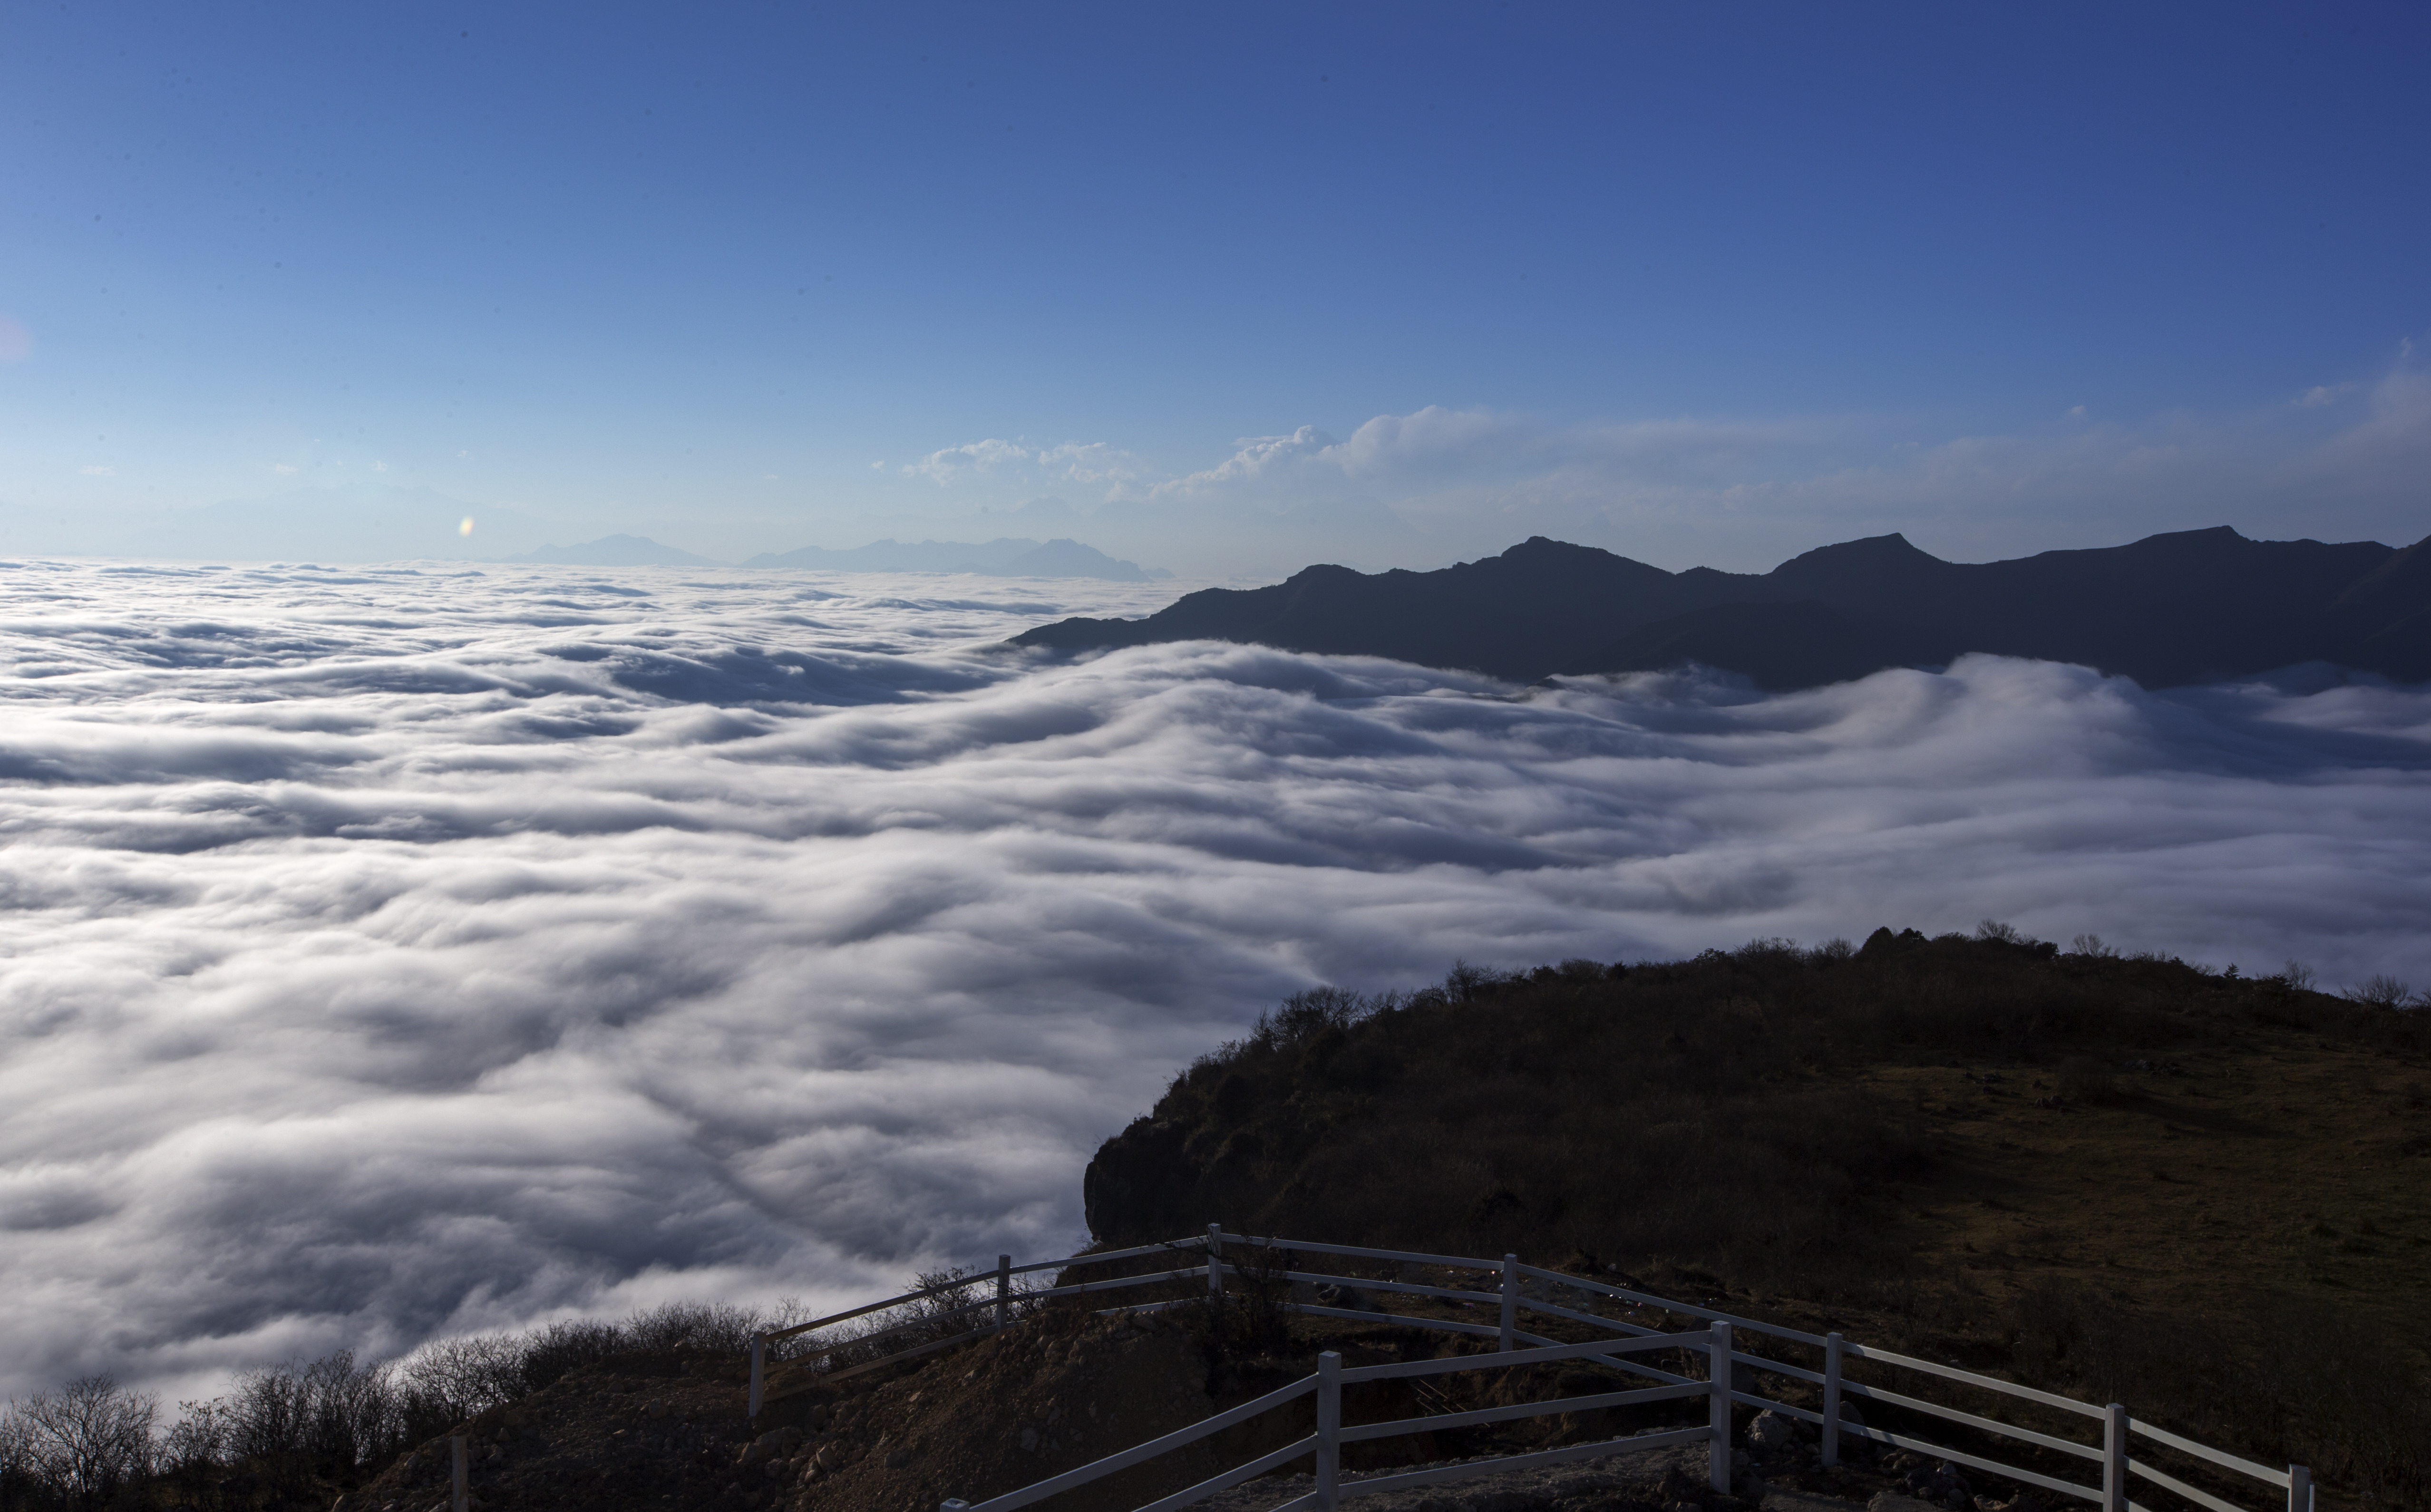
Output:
top-left (3, 558), bottom-right (2428, 1400)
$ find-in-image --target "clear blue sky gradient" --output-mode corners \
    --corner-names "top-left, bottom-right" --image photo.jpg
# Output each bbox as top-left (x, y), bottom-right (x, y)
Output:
top-left (2, 2), bottom-right (2425, 571)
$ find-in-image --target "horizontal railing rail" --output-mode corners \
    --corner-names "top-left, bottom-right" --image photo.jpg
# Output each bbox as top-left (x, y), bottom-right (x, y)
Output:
top-left (762, 1236), bottom-right (1211, 1342)
top-left (735, 1226), bottom-right (2313, 1512)
top-left (959, 1373), bottom-right (1320, 1512)
top-left (948, 1326), bottom-right (1743, 1512)
top-left (1516, 1260), bottom-right (1832, 1348)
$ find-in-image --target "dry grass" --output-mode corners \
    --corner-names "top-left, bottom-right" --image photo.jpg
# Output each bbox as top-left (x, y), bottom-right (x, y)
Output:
top-left (1865, 1035), bottom-right (2431, 1345)
top-left (1085, 930), bottom-right (2431, 1509)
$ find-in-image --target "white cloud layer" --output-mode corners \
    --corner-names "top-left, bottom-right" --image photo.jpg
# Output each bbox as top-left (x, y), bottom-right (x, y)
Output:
top-left (3, 559), bottom-right (2430, 1402)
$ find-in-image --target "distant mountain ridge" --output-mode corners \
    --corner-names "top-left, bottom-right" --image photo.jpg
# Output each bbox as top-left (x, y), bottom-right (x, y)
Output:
top-left (742, 536), bottom-right (1169, 581)
top-left (508, 534), bottom-right (720, 567)
top-left (1010, 526), bottom-right (2431, 688)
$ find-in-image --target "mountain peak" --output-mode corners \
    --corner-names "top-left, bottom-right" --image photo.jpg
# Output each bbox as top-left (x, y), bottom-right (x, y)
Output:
top-left (1010, 527), bottom-right (2417, 688)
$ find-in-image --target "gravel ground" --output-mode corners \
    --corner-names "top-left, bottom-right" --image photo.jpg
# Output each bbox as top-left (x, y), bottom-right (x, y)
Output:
top-left (1191, 1438), bottom-right (1852, 1512)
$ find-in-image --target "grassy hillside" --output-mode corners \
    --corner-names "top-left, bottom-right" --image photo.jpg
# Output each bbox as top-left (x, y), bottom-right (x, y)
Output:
top-left (1084, 928), bottom-right (2431, 1505)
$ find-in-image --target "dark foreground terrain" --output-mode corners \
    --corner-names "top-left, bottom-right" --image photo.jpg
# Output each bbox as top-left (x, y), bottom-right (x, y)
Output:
top-left (9, 932), bottom-right (2423, 1512)
top-left (334, 1302), bottom-right (1998, 1512)
top-left (1012, 527), bottom-right (2431, 688)
top-left (1087, 930), bottom-right (2431, 1507)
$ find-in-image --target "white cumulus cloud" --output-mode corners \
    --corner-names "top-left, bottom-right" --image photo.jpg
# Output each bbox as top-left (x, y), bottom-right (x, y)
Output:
top-left (903, 439), bottom-right (1144, 491)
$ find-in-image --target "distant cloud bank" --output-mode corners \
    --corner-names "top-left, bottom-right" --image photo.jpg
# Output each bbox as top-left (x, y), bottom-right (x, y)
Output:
top-left (871, 357), bottom-right (2431, 576)
top-left (0, 560), bottom-right (2427, 1404)
top-left (11, 350), bottom-right (2424, 579)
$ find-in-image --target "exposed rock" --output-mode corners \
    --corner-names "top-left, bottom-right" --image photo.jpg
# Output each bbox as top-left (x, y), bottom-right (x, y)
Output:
top-left (1902, 1460), bottom-right (1971, 1508)
top-left (1747, 1412), bottom-right (1800, 1453)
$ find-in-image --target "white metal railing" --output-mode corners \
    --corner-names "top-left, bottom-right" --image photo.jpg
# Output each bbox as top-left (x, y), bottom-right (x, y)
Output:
top-left (945, 1333), bottom-right (1720, 1512)
top-left (739, 1227), bottom-right (2315, 1512)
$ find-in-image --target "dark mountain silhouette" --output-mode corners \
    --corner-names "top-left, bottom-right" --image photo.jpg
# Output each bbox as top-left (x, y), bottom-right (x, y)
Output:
top-left (1010, 526), bottom-right (2431, 688)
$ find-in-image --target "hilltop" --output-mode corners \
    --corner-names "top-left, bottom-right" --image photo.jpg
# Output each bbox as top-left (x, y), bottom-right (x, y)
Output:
top-left (1086, 930), bottom-right (2431, 1503)
top-left (1011, 528), bottom-right (2431, 688)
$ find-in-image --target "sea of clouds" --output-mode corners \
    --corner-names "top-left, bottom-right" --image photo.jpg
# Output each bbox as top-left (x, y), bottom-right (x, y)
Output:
top-left (4, 557), bottom-right (2431, 1402)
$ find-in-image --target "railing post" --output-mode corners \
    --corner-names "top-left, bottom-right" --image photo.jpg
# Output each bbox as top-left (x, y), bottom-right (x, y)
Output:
top-left (2287, 1466), bottom-right (2310, 1512)
top-left (1708, 1322), bottom-right (1733, 1494)
top-left (1498, 1254), bottom-right (1518, 1353)
top-left (450, 1434), bottom-right (468, 1512)
top-left (2103, 1404), bottom-right (2128, 1512)
top-left (996, 1253), bottom-right (1011, 1332)
top-left (748, 1333), bottom-right (765, 1419)
top-left (1820, 1331), bottom-right (1843, 1468)
top-left (1315, 1350), bottom-right (1342, 1512)
top-left (1207, 1222), bottom-right (1224, 1306)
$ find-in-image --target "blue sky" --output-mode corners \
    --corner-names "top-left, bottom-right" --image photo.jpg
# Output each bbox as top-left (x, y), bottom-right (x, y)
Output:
top-left (2, 1), bottom-right (2425, 573)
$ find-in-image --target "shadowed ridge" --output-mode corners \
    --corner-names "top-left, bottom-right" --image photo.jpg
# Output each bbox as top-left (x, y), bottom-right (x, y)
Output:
top-left (2325, 531), bottom-right (2431, 681)
top-left (1761, 530), bottom-right (1952, 591)
top-left (1012, 527), bottom-right (2430, 688)
top-left (1011, 539), bottom-right (1689, 679)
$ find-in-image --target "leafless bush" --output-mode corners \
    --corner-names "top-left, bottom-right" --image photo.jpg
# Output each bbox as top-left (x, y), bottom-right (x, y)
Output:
top-left (395, 1333), bottom-right (527, 1422)
top-left (1975, 919), bottom-right (2025, 944)
top-left (2070, 933), bottom-right (2120, 959)
top-left (239, 1351), bottom-right (391, 1473)
top-left (1442, 960), bottom-right (1504, 1004)
top-left (0, 1408), bottom-right (42, 1512)
top-left (389, 1299), bottom-right (775, 1420)
top-left (622, 1301), bottom-right (764, 1355)
top-left (1253, 986), bottom-right (1391, 1048)
top-left (4, 1376), bottom-right (157, 1512)
top-left (1732, 937), bottom-right (1805, 968)
top-left (791, 1262), bottom-right (1060, 1377)
top-left (2343, 974), bottom-right (2414, 1009)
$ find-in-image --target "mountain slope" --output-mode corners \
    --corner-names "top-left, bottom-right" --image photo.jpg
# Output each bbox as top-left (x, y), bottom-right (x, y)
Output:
top-left (989, 538), bottom-right (1169, 581)
top-left (1012, 528), bottom-right (2431, 688)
